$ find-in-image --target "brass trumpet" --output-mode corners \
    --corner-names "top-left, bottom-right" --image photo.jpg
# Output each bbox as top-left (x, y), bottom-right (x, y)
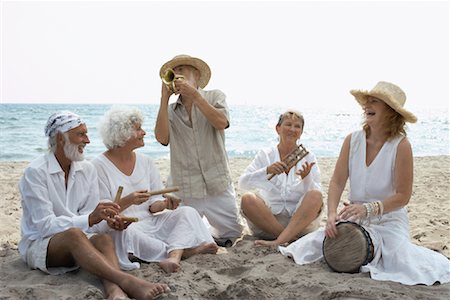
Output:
top-left (161, 68), bottom-right (184, 93)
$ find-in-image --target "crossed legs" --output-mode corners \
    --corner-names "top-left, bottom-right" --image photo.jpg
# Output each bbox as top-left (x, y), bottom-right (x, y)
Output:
top-left (46, 228), bottom-right (168, 300)
top-left (241, 190), bottom-right (323, 247)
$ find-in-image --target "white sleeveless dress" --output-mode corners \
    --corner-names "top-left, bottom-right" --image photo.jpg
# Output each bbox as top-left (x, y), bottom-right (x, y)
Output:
top-left (279, 130), bottom-right (450, 285)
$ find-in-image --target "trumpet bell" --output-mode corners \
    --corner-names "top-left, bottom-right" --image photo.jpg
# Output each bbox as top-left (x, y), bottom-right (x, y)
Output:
top-left (161, 68), bottom-right (184, 93)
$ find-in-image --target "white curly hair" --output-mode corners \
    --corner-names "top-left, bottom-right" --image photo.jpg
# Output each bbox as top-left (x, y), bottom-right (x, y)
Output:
top-left (99, 105), bottom-right (144, 150)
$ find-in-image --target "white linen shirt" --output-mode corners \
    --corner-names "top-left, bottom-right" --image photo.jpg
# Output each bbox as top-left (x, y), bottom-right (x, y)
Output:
top-left (18, 153), bottom-right (104, 260)
top-left (238, 146), bottom-right (322, 215)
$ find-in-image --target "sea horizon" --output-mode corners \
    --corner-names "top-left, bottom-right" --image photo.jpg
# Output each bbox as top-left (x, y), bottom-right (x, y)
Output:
top-left (1, 103), bottom-right (449, 161)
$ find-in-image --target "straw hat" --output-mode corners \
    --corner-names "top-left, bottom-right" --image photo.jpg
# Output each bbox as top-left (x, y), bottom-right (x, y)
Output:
top-left (159, 54), bottom-right (211, 88)
top-left (350, 81), bottom-right (417, 123)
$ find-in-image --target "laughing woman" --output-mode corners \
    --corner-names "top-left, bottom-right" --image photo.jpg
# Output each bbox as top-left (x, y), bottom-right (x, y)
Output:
top-left (93, 106), bottom-right (218, 273)
top-left (279, 82), bottom-right (450, 285)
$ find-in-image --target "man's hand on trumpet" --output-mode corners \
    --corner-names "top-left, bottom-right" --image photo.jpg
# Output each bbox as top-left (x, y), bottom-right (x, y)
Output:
top-left (174, 78), bottom-right (201, 100)
top-left (161, 81), bottom-right (174, 100)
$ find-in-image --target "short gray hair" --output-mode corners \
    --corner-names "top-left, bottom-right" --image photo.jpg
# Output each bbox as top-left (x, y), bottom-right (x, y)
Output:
top-left (99, 106), bottom-right (144, 150)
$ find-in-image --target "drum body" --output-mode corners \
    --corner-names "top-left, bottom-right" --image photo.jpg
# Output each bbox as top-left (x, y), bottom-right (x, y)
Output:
top-left (322, 221), bottom-right (374, 273)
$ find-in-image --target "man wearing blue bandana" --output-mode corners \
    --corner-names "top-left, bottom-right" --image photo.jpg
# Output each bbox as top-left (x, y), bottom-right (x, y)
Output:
top-left (19, 111), bottom-right (169, 300)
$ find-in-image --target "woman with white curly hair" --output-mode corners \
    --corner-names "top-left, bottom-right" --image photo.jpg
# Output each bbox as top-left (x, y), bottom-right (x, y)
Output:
top-left (92, 106), bottom-right (218, 273)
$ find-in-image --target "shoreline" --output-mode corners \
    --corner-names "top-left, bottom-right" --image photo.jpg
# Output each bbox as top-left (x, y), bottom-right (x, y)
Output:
top-left (1, 156), bottom-right (449, 299)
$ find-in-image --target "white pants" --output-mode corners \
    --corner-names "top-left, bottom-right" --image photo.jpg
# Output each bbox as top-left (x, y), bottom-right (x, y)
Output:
top-left (181, 184), bottom-right (243, 239)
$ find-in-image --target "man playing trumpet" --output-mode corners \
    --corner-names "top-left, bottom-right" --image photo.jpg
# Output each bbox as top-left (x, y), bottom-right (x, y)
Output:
top-left (155, 55), bottom-right (243, 247)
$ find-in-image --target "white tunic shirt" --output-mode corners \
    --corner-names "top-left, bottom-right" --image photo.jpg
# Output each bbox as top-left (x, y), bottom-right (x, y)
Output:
top-left (238, 146), bottom-right (321, 215)
top-left (19, 153), bottom-right (104, 260)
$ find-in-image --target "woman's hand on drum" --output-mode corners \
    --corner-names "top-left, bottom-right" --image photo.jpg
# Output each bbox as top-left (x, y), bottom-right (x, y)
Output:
top-left (267, 161), bottom-right (288, 175)
top-left (325, 212), bottom-right (340, 238)
top-left (338, 202), bottom-right (366, 221)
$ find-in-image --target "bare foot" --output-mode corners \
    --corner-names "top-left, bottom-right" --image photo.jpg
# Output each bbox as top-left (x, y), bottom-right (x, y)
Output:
top-left (120, 275), bottom-right (169, 300)
top-left (159, 257), bottom-right (181, 273)
top-left (254, 239), bottom-right (279, 247)
top-left (182, 242), bottom-right (219, 259)
top-left (106, 285), bottom-right (128, 300)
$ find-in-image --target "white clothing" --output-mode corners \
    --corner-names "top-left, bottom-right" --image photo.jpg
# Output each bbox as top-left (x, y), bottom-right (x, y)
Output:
top-left (245, 207), bottom-right (321, 240)
top-left (25, 237), bottom-right (59, 274)
top-left (25, 232), bottom-right (93, 275)
top-left (93, 152), bottom-right (214, 268)
top-left (180, 184), bottom-right (243, 239)
top-left (238, 146), bottom-right (322, 216)
top-left (238, 146), bottom-right (322, 238)
top-left (165, 89), bottom-right (243, 239)
top-left (280, 130), bottom-right (450, 285)
top-left (18, 153), bottom-right (109, 273)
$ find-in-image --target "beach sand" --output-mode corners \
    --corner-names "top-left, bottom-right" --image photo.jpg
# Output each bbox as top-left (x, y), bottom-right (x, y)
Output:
top-left (0, 156), bottom-right (449, 299)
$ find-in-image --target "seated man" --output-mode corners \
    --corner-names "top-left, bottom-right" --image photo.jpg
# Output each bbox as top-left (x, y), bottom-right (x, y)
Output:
top-left (18, 111), bottom-right (168, 300)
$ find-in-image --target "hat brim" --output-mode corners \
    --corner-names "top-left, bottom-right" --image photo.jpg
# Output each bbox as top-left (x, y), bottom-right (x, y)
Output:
top-left (159, 57), bottom-right (211, 88)
top-left (350, 90), bottom-right (417, 123)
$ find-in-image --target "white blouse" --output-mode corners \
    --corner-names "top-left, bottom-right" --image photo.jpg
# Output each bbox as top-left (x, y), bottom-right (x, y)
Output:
top-left (238, 146), bottom-right (321, 215)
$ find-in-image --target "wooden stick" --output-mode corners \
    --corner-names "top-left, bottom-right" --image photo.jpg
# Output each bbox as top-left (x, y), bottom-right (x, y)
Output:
top-left (114, 186), bottom-right (123, 203)
top-left (146, 186), bottom-right (179, 197)
top-left (121, 216), bottom-right (139, 223)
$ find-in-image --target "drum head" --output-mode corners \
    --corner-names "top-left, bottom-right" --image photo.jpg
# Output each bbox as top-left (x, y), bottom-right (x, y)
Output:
top-left (323, 222), bottom-right (372, 273)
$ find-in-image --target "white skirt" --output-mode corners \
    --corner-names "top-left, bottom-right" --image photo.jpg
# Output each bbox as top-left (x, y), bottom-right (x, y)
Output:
top-left (279, 208), bottom-right (450, 285)
top-left (111, 206), bottom-right (214, 270)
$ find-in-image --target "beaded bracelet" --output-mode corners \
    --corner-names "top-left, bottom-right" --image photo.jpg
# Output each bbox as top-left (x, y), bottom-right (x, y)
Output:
top-left (363, 203), bottom-right (372, 218)
top-left (373, 201), bottom-right (380, 216)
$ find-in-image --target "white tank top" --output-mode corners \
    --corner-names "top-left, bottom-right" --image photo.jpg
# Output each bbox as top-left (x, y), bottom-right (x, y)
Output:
top-left (348, 130), bottom-right (404, 203)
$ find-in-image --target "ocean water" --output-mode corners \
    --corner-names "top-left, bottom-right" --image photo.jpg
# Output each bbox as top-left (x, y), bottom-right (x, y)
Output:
top-left (0, 103), bottom-right (448, 161)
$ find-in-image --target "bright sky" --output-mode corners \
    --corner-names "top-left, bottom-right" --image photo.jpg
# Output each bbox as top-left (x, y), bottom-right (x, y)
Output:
top-left (1, 0), bottom-right (449, 109)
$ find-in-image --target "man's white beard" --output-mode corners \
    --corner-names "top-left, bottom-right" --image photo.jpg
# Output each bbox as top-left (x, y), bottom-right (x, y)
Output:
top-left (63, 134), bottom-right (85, 161)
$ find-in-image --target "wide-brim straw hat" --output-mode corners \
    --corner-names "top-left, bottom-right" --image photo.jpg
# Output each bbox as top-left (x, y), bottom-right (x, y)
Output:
top-left (350, 81), bottom-right (417, 123)
top-left (159, 54), bottom-right (211, 88)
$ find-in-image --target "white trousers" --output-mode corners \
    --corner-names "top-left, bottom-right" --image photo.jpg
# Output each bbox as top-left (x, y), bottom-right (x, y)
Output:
top-left (181, 184), bottom-right (243, 239)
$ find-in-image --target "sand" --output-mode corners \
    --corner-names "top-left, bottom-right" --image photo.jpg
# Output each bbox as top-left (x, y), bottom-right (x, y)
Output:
top-left (0, 156), bottom-right (449, 299)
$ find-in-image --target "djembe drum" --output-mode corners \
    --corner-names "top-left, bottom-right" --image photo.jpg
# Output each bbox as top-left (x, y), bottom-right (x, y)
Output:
top-left (322, 221), bottom-right (374, 273)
